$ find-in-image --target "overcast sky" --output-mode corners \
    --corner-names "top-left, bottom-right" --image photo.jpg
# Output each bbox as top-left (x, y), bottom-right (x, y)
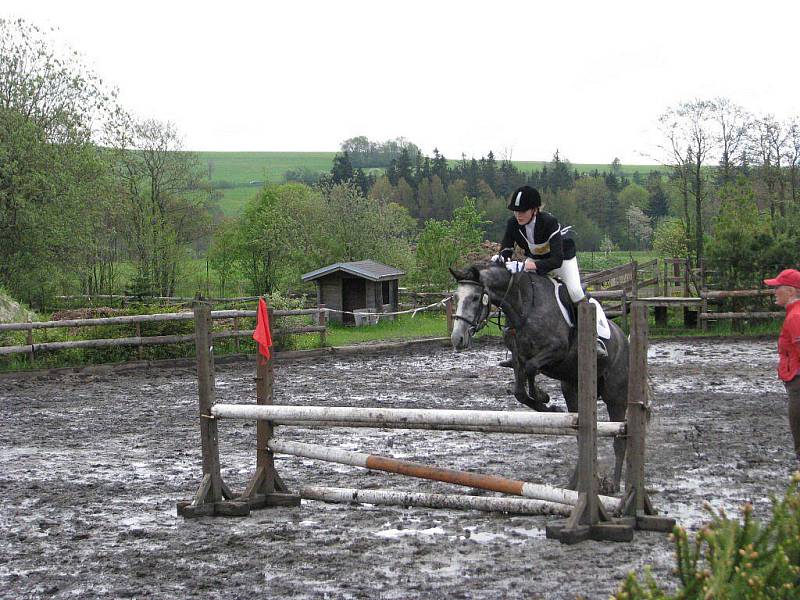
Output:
top-left (5, 0), bottom-right (799, 163)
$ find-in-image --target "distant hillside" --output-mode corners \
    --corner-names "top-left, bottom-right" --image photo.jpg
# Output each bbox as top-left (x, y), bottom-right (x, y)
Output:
top-left (195, 151), bottom-right (667, 217)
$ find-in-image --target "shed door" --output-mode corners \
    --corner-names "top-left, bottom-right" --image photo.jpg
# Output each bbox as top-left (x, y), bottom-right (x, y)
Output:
top-left (342, 278), bottom-right (366, 325)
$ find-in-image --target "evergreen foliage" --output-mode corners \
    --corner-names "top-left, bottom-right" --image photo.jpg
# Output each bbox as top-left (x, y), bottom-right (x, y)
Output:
top-left (616, 474), bottom-right (800, 600)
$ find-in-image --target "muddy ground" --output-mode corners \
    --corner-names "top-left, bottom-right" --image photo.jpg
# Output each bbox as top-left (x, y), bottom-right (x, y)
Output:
top-left (0, 338), bottom-right (795, 599)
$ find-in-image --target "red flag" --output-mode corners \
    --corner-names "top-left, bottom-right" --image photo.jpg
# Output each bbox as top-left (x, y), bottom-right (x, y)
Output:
top-left (252, 298), bottom-right (273, 359)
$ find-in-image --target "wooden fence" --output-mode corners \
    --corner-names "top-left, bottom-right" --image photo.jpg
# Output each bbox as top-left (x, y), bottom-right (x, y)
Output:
top-left (0, 307), bottom-right (327, 363)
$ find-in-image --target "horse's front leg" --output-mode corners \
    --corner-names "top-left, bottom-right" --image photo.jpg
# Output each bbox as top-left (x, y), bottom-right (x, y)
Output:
top-left (512, 360), bottom-right (551, 412)
top-left (526, 372), bottom-right (550, 406)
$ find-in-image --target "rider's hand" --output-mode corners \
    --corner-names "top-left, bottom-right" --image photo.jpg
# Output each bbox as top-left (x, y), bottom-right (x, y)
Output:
top-left (524, 258), bottom-right (537, 272)
top-left (490, 254), bottom-right (505, 264)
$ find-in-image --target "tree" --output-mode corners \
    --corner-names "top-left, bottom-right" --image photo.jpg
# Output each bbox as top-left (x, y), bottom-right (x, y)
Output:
top-left (644, 173), bottom-right (670, 220)
top-left (618, 182), bottom-right (649, 211)
top-left (652, 217), bottom-right (689, 258)
top-left (234, 185), bottom-right (296, 294)
top-left (787, 119), bottom-right (800, 205)
top-left (331, 151), bottom-right (354, 184)
top-left (353, 168), bottom-right (371, 197)
top-left (658, 99), bottom-right (716, 265)
top-left (705, 179), bottom-right (771, 289)
top-left (711, 98), bottom-right (751, 184)
top-left (625, 205), bottom-right (653, 250)
top-left (482, 150), bottom-right (498, 193)
top-left (315, 183), bottom-right (415, 268)
top-left (432, 148), bottom-right (449, 187)
top-left (115, 118), bottom-right (207, 296)
top-left (413, 198), bottom-right (486, 290)
top-left (547, 150), bottom-right (573, 193)
top-left (207, 219), bottom-right (240, 296)
top-left (340, 136), bottom-right (374, 167)
top-left (599, 235), bottom-right (616, 256)
top-left (0, 19), bottom-right (121, 302)
top-left (750, 115), bottom-right (789, 221)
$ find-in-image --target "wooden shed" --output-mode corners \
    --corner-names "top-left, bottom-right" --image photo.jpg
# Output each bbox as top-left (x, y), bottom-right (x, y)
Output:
top-left (301, 260), bottom-right (405, 325)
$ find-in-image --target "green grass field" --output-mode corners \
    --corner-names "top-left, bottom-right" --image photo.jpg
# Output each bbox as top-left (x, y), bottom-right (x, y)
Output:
top-left (199, 151), bottom-right (337, 184)
top-left (195, 151), bottom-right (668, 216)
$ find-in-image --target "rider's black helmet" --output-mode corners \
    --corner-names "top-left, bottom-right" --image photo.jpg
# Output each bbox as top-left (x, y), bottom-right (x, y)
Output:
top-left (507, 186), bottom-right (541, 211)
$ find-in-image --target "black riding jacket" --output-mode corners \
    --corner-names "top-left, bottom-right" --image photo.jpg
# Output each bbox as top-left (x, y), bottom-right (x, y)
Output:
top-left (499, 210), bottom-right (576, 274)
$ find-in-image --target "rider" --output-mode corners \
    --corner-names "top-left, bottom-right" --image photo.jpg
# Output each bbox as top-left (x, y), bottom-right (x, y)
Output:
top-left (491, 185), bottom-right (608, 358)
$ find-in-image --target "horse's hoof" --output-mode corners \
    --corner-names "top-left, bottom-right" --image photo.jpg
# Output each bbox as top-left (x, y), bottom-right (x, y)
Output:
top-left (547, 404), bottom-right (566, 413)
top-left (498, 359), bottom-right (514, 368)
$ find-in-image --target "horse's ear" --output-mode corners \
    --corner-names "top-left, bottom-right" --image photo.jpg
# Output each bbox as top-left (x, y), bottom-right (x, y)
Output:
top-left (449, 266), bottom-right (469, 281)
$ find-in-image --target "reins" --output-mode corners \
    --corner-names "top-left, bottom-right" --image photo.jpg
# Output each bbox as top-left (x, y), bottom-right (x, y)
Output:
top-left (455, 270), bottom-right (531, 335)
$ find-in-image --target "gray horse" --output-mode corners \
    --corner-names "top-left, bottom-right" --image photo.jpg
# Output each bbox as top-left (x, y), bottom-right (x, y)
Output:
top-left (449, 262), bottom-right (629, 491)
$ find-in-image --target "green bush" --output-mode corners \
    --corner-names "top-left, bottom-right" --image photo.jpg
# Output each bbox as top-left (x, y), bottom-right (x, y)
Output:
top-left (616, 474), bottom-right (800, 599)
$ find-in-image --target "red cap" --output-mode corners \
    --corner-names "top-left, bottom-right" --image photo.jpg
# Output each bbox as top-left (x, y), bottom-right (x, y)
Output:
top-left (764, 269), bottom-right (800, 288)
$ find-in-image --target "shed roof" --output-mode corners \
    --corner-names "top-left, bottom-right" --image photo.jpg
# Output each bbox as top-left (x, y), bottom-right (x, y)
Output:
top-left (301, 260), bottom-right (405, 283)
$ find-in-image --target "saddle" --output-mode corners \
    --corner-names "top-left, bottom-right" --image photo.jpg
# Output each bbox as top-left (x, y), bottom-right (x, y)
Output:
top-left (550, 277), bottom-right (611, 340)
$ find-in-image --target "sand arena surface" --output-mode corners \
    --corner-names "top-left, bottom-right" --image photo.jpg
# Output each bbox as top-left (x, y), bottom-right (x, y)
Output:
top-left (0, 338), bottom-right (794, 599)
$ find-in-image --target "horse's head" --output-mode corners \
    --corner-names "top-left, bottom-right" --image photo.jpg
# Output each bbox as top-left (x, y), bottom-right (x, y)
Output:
top-left (449, 262), bottom-right (509, 350)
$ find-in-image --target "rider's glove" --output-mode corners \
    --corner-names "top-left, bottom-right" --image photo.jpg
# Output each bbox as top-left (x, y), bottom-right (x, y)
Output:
top-left (505, 261), bottom-right (524, 273)
top-left (490, 254), bottom-right (505, 264)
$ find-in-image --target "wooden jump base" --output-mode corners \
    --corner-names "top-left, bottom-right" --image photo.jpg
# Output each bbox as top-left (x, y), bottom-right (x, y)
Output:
top-left (178, 300), bottom-right (675, 544)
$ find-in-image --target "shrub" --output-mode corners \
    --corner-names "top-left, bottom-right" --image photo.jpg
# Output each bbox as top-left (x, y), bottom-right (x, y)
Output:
top-left (616, 474), bottom-right (800, 599)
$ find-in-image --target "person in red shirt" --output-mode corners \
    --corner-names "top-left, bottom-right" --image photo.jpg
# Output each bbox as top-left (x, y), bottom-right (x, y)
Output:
top-left (764, 268), bottom-right (800, 464)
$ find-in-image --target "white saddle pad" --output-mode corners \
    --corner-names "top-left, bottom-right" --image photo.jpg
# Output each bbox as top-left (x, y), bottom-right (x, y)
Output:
top-left (551, 279), bottom-right (611, 340)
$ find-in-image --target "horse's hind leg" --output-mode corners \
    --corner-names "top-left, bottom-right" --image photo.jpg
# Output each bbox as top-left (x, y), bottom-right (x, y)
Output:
top-left (600, 380), bottom-right (628, 493)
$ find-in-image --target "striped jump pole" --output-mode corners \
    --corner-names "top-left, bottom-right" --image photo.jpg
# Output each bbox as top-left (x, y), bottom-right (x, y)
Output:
top-left (268, 439), bottom-right (621, 514)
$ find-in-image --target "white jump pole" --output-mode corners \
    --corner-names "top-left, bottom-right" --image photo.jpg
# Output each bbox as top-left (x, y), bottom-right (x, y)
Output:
top-left (298, 486), bottom-right (573, 516)
top-left (211, 404), bottom-right (625, 438)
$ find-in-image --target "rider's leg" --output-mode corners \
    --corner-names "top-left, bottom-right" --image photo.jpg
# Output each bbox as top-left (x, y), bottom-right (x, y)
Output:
top-left (551, 257), bottom-right (608, 357)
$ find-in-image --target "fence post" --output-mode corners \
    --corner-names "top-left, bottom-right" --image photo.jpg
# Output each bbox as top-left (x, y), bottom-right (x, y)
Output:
top-left (178, 299), bottom-right (250, 517)
top-left (683, 259), bottom-right (690, 297)
top-left (445, 296), bottom-right (454, 334)
top-left (241, 305), bottom-right (300, 509)
top-left (179, 300), bottom-right (224, 516)
top-left (319, 304), bottom-right (327, 347)
top-left (621, 289), bottom-right (629, 334)
top-left (233, 316), bottom-right (240, 354)
top-left (701, 261), bottom-right (709, 333)
top-left (631, 261), bottom-right (639, 300)
top-left (619, 303), bottom-right (676, 532)
top-left (26, 319), bottom-right (34, 365)
top-left (135, 322), bottom-right (143, 360)
top-left (546, 301), bottom-right (633, 543)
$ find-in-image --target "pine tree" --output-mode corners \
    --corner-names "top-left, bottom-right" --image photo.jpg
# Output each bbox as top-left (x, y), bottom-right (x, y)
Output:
top-left (331, 152), bottom-right (354, 184)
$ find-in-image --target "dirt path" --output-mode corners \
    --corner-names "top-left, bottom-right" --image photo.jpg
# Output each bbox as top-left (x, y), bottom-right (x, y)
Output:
top-left (0, 338), bottom-right (794, 599)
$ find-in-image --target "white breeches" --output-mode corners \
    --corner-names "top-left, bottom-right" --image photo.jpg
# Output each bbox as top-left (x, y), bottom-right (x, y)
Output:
top-left (550, 257), bottom-right (585, 303)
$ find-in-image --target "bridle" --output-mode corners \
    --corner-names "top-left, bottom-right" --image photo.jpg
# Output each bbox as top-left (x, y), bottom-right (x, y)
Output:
top-left (453, 280), bottom-right (491, 335)
top-left (453, 269), bottom-right (531, 337)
